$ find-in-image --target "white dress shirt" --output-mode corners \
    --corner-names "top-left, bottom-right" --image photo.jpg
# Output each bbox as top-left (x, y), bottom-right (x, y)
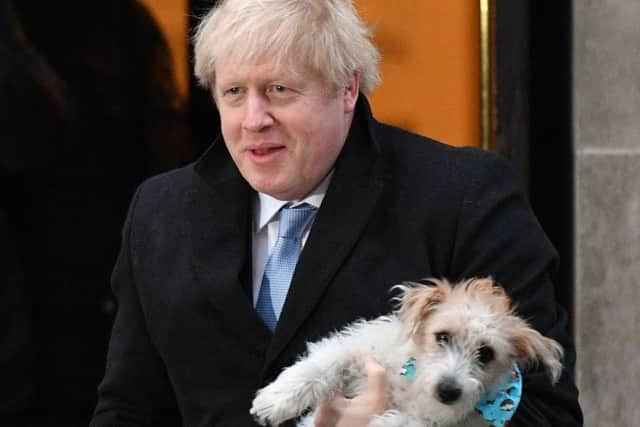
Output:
top-left (251, 173), bottom-right (332, 306)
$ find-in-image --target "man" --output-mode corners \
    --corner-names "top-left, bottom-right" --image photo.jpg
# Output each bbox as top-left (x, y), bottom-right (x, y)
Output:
top-left (91, 0), bottom-right (582, 426)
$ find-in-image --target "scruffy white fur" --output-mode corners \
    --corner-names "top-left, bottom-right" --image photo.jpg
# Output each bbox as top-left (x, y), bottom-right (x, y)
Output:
top-left (250, 278), bottom-right (564, 427)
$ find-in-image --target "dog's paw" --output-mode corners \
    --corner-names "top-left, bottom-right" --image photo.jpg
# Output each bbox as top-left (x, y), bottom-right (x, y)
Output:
top-left (250, 358), bottom-right (344, 425)
top-left (250, 382), bottom-right (301, 426)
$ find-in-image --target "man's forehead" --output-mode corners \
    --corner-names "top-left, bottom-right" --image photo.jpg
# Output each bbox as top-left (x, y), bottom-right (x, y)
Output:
top-left (216, 55), bottom-right (312, 84)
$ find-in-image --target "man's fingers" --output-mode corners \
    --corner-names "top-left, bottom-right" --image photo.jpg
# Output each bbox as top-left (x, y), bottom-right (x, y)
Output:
top-left (314, 393), bottom-right (346, 427)
top-left (315, 358), bottom-right (389, 427)
top-left (364, 356), bottom-right (387, 393)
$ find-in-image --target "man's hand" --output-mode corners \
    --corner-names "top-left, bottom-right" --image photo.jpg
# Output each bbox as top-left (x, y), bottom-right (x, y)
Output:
top-left (314, 356), bottom-right (390, 427)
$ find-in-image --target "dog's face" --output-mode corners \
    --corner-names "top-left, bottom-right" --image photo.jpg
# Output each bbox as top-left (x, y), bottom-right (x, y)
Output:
top-left (395, 278), bottom-right (563, 423)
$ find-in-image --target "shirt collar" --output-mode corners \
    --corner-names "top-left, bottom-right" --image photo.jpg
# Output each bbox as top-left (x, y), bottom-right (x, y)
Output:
top-left (255, 171), bottom-right (333, 233)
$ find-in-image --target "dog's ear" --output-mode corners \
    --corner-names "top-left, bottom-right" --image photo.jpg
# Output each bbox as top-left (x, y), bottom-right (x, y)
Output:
top-left (394, 278), bottom-right (451, 340)
top-left (510, 319), bottom-right (564, 384)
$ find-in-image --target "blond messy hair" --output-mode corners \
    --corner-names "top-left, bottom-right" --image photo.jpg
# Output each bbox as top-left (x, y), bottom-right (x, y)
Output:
top-left (193, 0), bottom-right (381, 96)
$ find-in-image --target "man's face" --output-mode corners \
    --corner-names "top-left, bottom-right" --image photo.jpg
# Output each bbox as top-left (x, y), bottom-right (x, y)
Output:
top-left (214, 56), bottom-right (359, 200)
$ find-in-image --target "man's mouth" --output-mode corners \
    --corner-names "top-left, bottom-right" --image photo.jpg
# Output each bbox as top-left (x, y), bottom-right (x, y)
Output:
top-left (246, 145), bottom-right (286, 163)
top-left (252, 147), bottom-right (282, 155)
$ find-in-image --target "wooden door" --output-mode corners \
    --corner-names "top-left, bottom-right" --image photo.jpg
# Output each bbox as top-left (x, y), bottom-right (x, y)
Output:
top-left (357, 1), bottom-right (481, 147)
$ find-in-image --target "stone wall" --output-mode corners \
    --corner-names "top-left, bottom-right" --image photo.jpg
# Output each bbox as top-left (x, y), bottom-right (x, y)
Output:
top-left (573, 1), bottom-right (640, 424)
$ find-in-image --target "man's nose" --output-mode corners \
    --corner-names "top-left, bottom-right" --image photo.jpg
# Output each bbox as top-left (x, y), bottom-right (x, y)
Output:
top-left (242, 93), bottom-right (274, 131)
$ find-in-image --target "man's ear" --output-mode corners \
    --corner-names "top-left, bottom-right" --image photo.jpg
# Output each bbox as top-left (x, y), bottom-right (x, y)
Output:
top-left (344, 70), bottom-right (360, 113)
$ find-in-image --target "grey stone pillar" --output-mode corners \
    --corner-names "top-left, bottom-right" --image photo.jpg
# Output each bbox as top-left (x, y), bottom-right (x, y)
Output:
top-left (574, 1), bottom-right (640, 424)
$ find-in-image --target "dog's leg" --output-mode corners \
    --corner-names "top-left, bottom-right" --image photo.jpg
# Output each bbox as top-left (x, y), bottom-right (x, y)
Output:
top-left (251, 335), bottom-right (359, 426)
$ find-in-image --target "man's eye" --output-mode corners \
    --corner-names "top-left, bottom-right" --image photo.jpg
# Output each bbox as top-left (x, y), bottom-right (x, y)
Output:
top-left (222, 86), bottom-right (242, 97)
top-left (435, 332), bottom-right (450, 346)
top-left (269, 85), bottom-right (288, 94)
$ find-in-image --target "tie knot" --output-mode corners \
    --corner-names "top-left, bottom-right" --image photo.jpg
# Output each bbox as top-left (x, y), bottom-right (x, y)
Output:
top-left (278, 204), bottom-right (317, 239)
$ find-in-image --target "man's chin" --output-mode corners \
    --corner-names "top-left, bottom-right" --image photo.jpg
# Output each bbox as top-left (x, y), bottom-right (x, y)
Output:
top-left (259, 185), bottom-right (312, 202)
top-left (250, 180), bottom-right (294, 201)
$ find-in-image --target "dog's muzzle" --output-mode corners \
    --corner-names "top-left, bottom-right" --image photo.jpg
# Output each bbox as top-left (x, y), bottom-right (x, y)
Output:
top-left (436, 377), bottom-right (463, 404)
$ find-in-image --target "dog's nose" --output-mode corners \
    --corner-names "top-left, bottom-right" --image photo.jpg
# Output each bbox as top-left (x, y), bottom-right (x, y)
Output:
top-left (436, 378), bottom-right (462, 404)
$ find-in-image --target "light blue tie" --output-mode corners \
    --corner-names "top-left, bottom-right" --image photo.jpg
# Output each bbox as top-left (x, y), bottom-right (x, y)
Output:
top-left (256, 204), bottom-right (317, 331)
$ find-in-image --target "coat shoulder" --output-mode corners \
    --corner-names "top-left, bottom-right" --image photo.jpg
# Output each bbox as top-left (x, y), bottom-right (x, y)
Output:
top-left (124, 163), bottom-right (197, 231)
top-left (377, 122), bottom-right (511, 173)
top-left (138, 163), bottom-right (196, 201)
top-left (373, 122), bottom-right (522, 197)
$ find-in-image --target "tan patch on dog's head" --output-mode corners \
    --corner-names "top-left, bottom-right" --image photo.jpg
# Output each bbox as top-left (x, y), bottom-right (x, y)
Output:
top-left (395, 278), bottom-right (453, 344)
top-left (458, 277), bottom-right (511, 313)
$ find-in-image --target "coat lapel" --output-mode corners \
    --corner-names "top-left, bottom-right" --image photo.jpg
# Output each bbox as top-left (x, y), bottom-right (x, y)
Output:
top-left (264, 98), bottom-right (385, 369)
top-left (189, 139), bottom-right (271, 349)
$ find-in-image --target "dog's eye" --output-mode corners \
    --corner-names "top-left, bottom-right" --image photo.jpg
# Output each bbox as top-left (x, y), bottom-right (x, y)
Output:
top-left (477, 345), bottom-right (495, 365)
top-left (435, 332), bottom-right (450, 346)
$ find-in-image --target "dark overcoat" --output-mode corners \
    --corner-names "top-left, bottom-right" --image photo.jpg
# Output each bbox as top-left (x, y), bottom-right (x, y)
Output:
top-left (91, 98), bottom-right (582, 426)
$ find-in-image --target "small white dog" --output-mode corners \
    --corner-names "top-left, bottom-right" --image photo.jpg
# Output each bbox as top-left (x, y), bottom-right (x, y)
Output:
top-left (250, 278), bottom-right (563, 427)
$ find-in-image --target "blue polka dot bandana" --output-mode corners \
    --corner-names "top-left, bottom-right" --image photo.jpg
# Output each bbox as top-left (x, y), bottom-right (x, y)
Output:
top-left (400, 359), bottom-right (522, 426)
top-left (474, 364), bottom-right (522, 427)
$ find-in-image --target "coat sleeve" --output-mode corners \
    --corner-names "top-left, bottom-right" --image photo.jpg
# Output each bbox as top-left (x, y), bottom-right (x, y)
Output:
top-left (447, 150), bottom-right (583, 426)
top-left (90, 184), bottom-right (181, 427)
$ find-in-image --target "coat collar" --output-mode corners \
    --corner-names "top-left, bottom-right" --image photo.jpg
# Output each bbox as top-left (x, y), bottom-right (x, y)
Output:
top-left (190, 139), bottom-right (272, 349)
top-left (189, 96), bottom-right (385, 366)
